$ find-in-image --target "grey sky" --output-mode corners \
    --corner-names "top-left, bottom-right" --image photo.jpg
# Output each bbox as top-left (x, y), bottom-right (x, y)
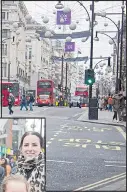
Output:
top-left (24, 1), bottom-right (124, 69)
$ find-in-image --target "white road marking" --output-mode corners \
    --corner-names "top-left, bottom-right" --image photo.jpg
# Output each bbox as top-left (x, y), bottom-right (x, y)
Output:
top-left (105, 165), bottom-right (126, 168)
top-left (50, 138), bottom-right (55, 140)
top-left (46, 160), bottom-right (73, 164)
top-left (115, 126), bottom-right (126, 140)
top-left (104, 160), bottom-right (126, 164)
top-left (73, 112), bottom-right (84, 117)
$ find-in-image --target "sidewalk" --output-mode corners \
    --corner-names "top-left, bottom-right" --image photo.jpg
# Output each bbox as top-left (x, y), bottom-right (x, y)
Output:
top-left (77, 108), bottom-right (126, 129)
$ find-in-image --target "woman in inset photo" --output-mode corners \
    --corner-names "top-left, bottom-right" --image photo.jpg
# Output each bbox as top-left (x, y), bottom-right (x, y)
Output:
top-left (12, 131), bottom-right (45, 192)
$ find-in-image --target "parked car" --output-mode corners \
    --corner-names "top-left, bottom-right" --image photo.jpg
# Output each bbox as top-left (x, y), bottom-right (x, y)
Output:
top-left (69, 96), bottom-right (81, 108)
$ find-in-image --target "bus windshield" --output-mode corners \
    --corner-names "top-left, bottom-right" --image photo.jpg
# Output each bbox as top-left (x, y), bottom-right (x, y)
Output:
top-left (76, 88), bottom-right (88, 92)
top-left (38, 81), bottom-right (52, 88)
top-left (39, 95), bottom-right (49, 99)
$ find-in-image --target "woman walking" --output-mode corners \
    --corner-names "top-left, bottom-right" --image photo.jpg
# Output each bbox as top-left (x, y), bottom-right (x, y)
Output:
top-left (0, 158), bottom-right (11, 177)
top-left (12, 131), bottom-right (45, 192)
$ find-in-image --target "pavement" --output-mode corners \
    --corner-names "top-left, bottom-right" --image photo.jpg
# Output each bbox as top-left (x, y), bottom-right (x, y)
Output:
top-left (1, 106), bottom-right (126, 191)
top-left (77, 107), bottom-right (126, 129)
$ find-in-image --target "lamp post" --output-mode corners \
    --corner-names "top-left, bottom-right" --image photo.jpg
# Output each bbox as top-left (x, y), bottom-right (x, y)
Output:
top-left (89, 1), bottom-right (95, 100)
top-left (95, 13), bottom-right (121, 93)
top-left (94, 31), bottom-right (118, 93)
top-left (119, 1), bottom-right (125, 91)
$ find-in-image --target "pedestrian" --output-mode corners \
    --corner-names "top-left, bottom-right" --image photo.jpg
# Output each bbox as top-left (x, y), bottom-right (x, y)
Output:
top-left (29, 94), bottom-right (35, 111)
top-left (8, 93), bottom-right (15, 115)
top-left (108, 96), bottom-right (113, 112)
top-left (118, 92), bottom-right (125, 121)
top-left (0, 158), bottom-right (11, 177)
top-left (1, 175), bottom-right (29, 192)
top-left (98, 97), bottom-right (104, 111)
top-left (12, 131), bottom-right (45, 192)
top-left (20, 95), bottom-right (28, 111)
top-left (0, 159), bottom-right (5, 185)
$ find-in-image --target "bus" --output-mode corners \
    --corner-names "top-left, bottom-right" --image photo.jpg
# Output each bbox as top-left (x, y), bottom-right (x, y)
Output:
top-left (2, 81), bottom-right (21, 107)
top-left (75, 85), bottom-right (89, 106)
top-left (37, 79), bottom-right (60, 107)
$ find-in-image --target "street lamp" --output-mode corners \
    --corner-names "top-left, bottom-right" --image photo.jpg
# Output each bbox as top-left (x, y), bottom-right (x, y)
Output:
top-left (95, 12), bottom-right (121, 93)
top-left (94, 31), bottom-right (118, 92)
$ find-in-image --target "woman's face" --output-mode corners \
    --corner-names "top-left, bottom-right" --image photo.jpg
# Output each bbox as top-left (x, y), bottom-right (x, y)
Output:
top-left (21, 135), bottom-right (42, 159)
top-left (1, 159), bottom-right (5, 164)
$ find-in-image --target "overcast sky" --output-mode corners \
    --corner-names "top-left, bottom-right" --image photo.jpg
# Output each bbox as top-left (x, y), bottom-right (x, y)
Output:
top-left (24, 1), bottom-right (125, 70)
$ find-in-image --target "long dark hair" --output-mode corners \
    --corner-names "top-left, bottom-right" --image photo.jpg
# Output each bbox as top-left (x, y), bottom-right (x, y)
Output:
top-left (19, 131), bottom-right (43, 149)
top-left (1, 158), bottom-right (7, 176)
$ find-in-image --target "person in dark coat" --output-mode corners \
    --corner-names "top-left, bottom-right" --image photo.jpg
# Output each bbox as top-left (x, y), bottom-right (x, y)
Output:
top-left (20, 95), bottom-right (28, 111)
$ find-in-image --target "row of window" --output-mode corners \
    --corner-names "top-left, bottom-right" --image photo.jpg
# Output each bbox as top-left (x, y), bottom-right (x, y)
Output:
top-left (2, 12), bottom-right (9, 20)
top-left (2, 29), bottom-right (10, 38)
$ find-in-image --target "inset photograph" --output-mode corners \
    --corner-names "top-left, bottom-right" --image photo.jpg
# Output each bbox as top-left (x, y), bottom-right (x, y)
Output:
top-left (0, 118), bottom-right (46, 192)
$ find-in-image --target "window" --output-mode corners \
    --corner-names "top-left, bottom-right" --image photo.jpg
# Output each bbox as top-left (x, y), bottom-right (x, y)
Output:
top-left (29, 48), bottom-right (32, 59)
top-left (7, 12), bottom-right (9, 20)
top-left (2, 29), bottom-right (10, 38)
top-left (2, 12), bottom-right (5, 20)
top-left (25, 51), bottom-right (27, 60)
top-left (2, 44), bottom-right (7, 56)
top-left (2, 63), bottom-right (7, 77)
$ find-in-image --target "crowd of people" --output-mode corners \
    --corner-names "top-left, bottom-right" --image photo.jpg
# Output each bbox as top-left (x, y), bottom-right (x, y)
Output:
top-left (98, 92), bottom-right (126, 122)
top-left (0, 131), bottom-right (45, 192)
top-left (8, 93), bottom-right (35, 115)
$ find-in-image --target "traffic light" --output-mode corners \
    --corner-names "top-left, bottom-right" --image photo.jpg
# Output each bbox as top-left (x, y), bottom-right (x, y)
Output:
top-left (85, 69), bottom-right (95, 85)
top-left (8, 87), bottom-right (13, 92)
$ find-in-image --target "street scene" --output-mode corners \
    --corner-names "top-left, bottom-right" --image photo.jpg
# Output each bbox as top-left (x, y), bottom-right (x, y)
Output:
top-left (0, 118), bottom-right (46, 191)
top-left (1, 0), bottom-right (126, 191)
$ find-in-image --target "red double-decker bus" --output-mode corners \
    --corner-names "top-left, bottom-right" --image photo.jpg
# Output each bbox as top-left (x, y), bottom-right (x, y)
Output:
top-left (37, 79), bottom-right (59, 107)
top-left (2, 81), bottom-right (21, 107)
top-left (75, 85), bottom-right (89, 106)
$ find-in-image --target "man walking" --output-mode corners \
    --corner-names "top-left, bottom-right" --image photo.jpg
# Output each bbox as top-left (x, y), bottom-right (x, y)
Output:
top-left (20, 95), bottom-right (28, 111)
top-left (29, 94), bottom-right (35, 111)
top-left (8, 93), bottom-right (15, 115)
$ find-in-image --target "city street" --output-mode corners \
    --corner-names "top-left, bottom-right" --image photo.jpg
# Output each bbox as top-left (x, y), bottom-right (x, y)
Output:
top-left (46, 113), bottom-right (126, 191)
top-left (2, 106), bottom-right (126, 191)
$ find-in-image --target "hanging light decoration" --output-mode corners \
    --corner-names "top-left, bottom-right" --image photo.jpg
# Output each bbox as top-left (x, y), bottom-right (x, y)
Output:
top-left (109, 39), bottom-right (114, 45)
top-left (16, 30), bottom-right (20, 35)
top-left (13, 22), bottom-right (18, 29)
top-left (63, 7), bottom-right (71, 13)
top-left (43, 17), bottom-right (49, 24)
top-left (55, 1), bottom-right (64, 9)
top-left (25, 14), bottom-right (32, 21)
top-left (45, 31), bottom-right (52, 38)
top-left (69, 23), bottom-right (76, 30)
top-left (66, 36), bottom-right (72, 42)
top-left (104, 23), bottom-right (108, 27)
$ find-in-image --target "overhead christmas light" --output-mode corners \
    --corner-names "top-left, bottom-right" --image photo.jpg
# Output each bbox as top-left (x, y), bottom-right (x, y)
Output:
top-left (55, 1), bottom-right (64, 9)
top-left (13, 22), bottom-right (18, 29)
top-left (43, 17), bottom-right (49, 24)
top-left (63, 7), bottom-right (71, 13)
top-left (45, 31), bottom-right (52, 38)
top-left (66, 36), bottom-right (72, 42)
top-left (16, 30), bottom-right (20, 35)
top-left (25, 14), bottom-right (32, 21)
top-left (69, 23), bottom-right (76, 30)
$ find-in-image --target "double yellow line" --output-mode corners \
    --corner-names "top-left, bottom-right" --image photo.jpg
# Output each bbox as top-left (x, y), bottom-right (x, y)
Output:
top-left (74, 172), bottom-right (126, 191)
